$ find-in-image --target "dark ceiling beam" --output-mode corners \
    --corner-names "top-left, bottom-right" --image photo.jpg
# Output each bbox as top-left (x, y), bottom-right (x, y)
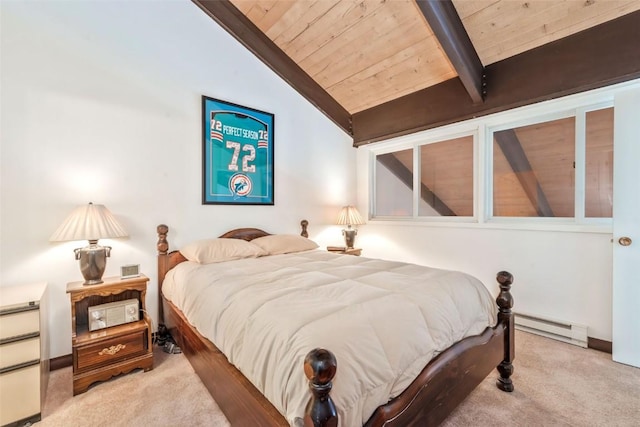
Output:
top-left (192, 0), bottom-right (352, 135)
top-left (353, 10), bottom-right (640, 146)
top-left (415, 0), bottom-right (484, 104)
top-left (377, 153), bottom-right (456, 216)
top-left (493, 129), bottom-right (554, 217)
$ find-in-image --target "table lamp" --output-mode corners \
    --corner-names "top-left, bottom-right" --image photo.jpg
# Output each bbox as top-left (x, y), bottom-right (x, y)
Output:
top-left (337, 205), bottom-right (364, 249)
top-left (50, 202), bottom-right (128, 285)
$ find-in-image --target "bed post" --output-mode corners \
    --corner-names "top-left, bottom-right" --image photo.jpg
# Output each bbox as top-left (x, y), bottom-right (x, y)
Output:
top-left (496, 271), bottom-right (515, 392)
top-left (301, 219), bottom-right (309, 238)
top-left (304, 348), bottom-right (338, 427)
top-left (157, 224), bottom-right (169, 323)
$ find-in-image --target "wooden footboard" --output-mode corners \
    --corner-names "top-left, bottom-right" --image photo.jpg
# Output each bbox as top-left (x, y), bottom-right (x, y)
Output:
top-left (363, 271), bottom-right (514, 426)
top-left (157, 224), bottom-right (514, 427)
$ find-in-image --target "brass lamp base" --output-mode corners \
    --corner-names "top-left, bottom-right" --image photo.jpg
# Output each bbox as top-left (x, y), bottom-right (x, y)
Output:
top-left (74, 240), bottom-right (112, 285)
top-left (342, 228), bottom-right (358, 249)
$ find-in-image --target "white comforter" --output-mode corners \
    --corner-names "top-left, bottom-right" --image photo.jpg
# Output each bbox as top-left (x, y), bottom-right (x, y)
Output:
top-left (163, 250), bottom-right (497, 426)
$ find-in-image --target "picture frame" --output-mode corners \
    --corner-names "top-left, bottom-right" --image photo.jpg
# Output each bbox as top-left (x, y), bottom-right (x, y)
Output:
top-left (202, 96), bottom-right (275, 205)
top-left (120, 264), bottom-right (140, 279)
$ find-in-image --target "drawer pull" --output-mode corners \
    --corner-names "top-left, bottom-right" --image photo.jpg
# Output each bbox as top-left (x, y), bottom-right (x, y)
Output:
top-left (0, 303), bottom-right (39, 316)
top-left (98, 344), bottom-right (126, 356)
top-left (0, 358), bottom-right (39, 374)
top-left (0, 331), bottom-right (40, 346)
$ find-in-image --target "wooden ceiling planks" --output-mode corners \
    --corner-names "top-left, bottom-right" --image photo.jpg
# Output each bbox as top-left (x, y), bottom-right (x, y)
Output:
top-left (314, 6), bottom-right (426, 89)
top-left (452, 0), bottom-right (498, 20)
top-left (353, 9), bottom-right (640, 145)
top-left (203, 0), bottom-right (640, 144)
top-left (326, 23), bottom-right (455, 111)
top-left (459, 0), bottom-right (640, 65)
top-left (299, 0), bottom-right (453, 112)
top-left (267, 1), bottom-right (338, 45)
top-left (229, 0), bottom-right (456, 114)
top-left (280, 1), bottom-right (374, 64)
top-left (296, 2), bottom-right (395, 78)
top-left (233, 0), bottom-right (297, 32)
top-left (336, 40), bottom-right (456, 113)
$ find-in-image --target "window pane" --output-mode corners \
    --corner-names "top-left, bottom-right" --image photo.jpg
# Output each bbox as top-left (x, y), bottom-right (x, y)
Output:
top-left (419, 136), bottom-right (473, 216)
top-left (493, 117), bottom-right (575, 217)
top-left (375, 149), bottom-right (413, 216)
top-left (585, 108), bottom-right (613, 218)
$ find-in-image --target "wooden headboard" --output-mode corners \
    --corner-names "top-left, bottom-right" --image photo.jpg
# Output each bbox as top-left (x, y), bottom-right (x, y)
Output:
top-left (156, 220), bottom-right (310, 322)
top-left (218, 227), bottom-right (271, 241)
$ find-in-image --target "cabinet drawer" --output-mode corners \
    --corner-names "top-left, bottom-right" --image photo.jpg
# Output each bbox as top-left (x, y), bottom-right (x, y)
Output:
top-left (75, 329), bottom-right (147, 372)
top-left (0, 337), bottom-right (40, 370)
top-left (0, 363), bottom-right (40, 426)
top-left (0, 309), bottom-right (39, 340)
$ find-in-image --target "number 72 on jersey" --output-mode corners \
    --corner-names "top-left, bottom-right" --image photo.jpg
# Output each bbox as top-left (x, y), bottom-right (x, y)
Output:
top-left (202, 96), bottom-right (274, 205)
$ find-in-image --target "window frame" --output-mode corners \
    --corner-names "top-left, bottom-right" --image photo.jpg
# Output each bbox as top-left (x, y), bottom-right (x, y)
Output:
top-left (364, 80), bottom-right (630, 234)
top-left (370, 128), bottom-right (479, 224)
top-left (485, 101), bottom-right (613, 227)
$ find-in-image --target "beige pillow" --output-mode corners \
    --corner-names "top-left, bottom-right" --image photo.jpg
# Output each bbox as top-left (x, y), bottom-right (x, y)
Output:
top-left (251, 234), bottom-right (319, 255)
top-left (180, 238), bottom-right (267, 264)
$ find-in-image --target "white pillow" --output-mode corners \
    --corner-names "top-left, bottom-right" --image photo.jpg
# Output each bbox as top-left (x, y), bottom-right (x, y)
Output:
top-left (180, 238), bottom-right (267, 264)
top-left (251, 234), bottom-right (319, 255)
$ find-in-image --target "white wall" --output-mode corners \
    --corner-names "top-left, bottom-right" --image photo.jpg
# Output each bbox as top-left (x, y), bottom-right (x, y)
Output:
top-left (0, 1), bottom-right (354, 358)
top-left (353, 222), bottom-right (612, 340)
top-left (356, 83), bottom-right (640, 342)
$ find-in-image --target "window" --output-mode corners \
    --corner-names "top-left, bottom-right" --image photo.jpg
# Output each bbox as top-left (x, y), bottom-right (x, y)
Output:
top-left (492, 117), bottom-right (576, 218)
top-left (374, 135), bottom-right (474, 218)
top-left (419, 136), bottom-right (474, 216)
top-left (585, 108), bottom-right (613, 218)
top-left (490, 107), bottom-right (613, 221)
top-left (375, 149), bottom-right (413, 217)
top-left (369, 100), bottom-right (614, 228)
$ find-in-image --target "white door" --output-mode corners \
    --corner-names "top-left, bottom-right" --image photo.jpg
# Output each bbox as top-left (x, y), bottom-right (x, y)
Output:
top-left (612, 88), bottom-right (640, 368)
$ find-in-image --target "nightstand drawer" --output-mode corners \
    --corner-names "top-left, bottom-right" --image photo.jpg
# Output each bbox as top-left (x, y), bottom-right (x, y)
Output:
top-left (0, 309), bottom-right (40, 340)
top-left (0, 337), bottom-right (40, 370)
top-left (75, 329), bottom-right (147, 372)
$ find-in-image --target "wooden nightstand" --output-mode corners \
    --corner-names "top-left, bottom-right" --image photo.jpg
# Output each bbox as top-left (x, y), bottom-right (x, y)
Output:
top-left (66, 274), bottom-right (153, 395)
top-left (327, 247), bottom-right (362, 256)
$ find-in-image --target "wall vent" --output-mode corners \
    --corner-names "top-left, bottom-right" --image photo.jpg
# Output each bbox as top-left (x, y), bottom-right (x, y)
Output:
top-left (514, 311), bottom-right (588, 348)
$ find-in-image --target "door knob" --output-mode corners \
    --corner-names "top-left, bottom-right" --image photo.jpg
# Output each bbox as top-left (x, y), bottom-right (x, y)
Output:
top-left (618, 237), bottom-right (632, 246)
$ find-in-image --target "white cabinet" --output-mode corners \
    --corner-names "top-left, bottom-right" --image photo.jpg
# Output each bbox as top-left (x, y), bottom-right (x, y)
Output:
top-left (0, 282), bottom-right (49, 427)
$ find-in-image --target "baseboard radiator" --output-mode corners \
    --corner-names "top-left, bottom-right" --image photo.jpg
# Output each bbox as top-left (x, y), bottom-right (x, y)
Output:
top-left (514, 311), bottom-right (588, 348)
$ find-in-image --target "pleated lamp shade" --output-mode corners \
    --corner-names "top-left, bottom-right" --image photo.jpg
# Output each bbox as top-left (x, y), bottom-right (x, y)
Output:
top-left (50, 203), bottom-right (128, 285)
top-left (50, 202), bottom-right (128, 242)
top-left (336, 205), bottom-right (365, 227)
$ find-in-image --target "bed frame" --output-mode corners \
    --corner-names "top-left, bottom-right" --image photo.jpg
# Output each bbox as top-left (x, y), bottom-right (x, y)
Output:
top-left (156, 222), bottom-right (515, 426)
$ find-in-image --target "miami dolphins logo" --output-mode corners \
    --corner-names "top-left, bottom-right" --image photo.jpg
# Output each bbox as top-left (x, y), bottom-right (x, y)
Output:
top-left (229, 173), bottom-right (252, 198)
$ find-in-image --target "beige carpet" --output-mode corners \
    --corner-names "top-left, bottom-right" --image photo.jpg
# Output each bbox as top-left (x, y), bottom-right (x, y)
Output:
top-left (39, 331), bottom-right (640, 426)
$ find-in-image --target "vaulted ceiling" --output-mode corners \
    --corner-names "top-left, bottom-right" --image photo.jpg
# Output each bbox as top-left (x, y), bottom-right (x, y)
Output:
top-left (193, 0), bottom-right (640, 146)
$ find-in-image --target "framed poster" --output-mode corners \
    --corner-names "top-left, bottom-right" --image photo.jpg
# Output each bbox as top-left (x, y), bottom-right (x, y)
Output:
top-left (202, 96), bottom-right (274, 205)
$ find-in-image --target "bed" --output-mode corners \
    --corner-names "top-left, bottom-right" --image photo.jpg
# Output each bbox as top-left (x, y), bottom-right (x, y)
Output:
top-left (156, 221), bottom-right (514, 426)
